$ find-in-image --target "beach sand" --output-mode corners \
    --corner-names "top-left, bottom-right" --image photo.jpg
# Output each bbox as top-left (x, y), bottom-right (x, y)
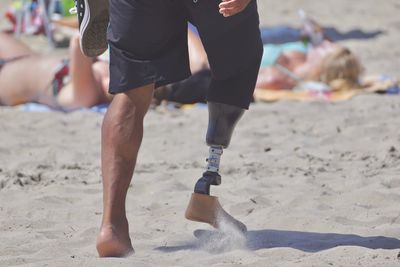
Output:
top-left (1, 1), bottom-right (400, 266)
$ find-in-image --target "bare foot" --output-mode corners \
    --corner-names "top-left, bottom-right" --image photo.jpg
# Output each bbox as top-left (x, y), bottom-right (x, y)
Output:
top-left (96, 224), bottom-right (134, 257)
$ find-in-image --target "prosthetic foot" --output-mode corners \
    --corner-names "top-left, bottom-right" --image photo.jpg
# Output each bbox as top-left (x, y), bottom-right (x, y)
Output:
top-left (185, 102), bottom-right (247, 233)
top-left (185, 193), bottom-right (247, 233)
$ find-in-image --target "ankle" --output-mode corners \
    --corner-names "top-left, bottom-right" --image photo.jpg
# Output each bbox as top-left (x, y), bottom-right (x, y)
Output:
top-left (101, 215), bottom-right (129, 230)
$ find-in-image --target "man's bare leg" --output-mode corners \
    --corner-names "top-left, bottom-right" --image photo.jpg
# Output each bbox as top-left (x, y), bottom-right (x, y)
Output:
top-left (96, 84), bottom-right (154, 257)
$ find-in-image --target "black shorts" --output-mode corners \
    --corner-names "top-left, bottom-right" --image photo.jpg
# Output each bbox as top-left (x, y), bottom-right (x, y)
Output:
top-left (108, 0), bottom-right (263, 109)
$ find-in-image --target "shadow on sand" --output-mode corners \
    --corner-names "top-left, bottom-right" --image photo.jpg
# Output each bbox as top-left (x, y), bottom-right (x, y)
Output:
top-left (260, 26), bottom-right (384, 44)
top-left (155, 229), bottom-right (400, 253)
top-left (323, 27), bottom-right (384, 42)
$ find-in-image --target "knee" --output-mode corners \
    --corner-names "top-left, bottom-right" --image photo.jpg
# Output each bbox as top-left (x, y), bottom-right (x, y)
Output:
top-left (114, 97), bottom-right (145, 121)
top-left (102, 98), bottom-right (145, 138)
top-left (116, 84), bottom-right (153, 110)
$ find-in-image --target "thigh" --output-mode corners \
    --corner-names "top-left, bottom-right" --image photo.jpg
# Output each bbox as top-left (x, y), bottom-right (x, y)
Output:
top-left (0, 32), bottom-right (35, 58)
top-left (108, 0), bottom-right (191, 93)
top-left (186, 0), bottom-right (263, 80)
top-left (108, 0), bottom-right (187, 60)
top-left (186, 0), bottom-right (263, 108)
top-left (0, 57), bottom-right (58, 105)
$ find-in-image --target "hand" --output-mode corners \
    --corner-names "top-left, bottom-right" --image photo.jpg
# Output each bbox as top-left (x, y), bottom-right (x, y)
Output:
top-left (219, 0), bottom-right (252, 17)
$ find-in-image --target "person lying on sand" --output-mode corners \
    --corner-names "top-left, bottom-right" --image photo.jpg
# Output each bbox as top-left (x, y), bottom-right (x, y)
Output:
top-left (0, 32), bottom-right (111, 110)
top-left (0, 25), bottom-right (363, 110)
top-left (0, 27), bottom-right (208, 110)
top-left (256, 40), bottom-right (364, 91)
top-left (257, 10), bottom-right (364, 91)
top-left (154, 27), bottom-right (364, 105)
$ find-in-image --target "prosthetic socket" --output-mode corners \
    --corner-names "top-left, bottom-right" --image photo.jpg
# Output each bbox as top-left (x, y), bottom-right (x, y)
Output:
top-left (194, 102), bottom-right (244, 195)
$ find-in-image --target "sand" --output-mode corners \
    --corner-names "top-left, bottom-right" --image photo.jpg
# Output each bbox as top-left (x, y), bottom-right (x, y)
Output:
top-left (1, 1), bottom-right (400, 266)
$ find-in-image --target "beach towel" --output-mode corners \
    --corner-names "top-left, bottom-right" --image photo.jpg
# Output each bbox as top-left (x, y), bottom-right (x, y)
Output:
top-left (18, 103), bottom-right (109, 113)
top-left (254, 75), bottom-right (400, 103)
top-left (261, 42), bottom-right (309, 67)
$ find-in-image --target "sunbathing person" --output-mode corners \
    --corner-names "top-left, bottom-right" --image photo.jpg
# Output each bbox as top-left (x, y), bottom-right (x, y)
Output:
top-left (154, 28), bottom-right (364, 105)
top-left (0, 32), bottom-right (111, 110)
top-left (0, 27), bottom-right (209, 110)
top-left (0, 26), bottom-right (363, 109)
top-left (258, 10), bottom-right (363, 91)
top-left (256, 40), bottom-right (364, 91)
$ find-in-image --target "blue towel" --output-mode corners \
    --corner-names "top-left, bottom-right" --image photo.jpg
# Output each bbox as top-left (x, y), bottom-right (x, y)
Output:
top-left (261, 41), bottom-right (309, 67)
top-left (18, 103), bottom-right (109, 113)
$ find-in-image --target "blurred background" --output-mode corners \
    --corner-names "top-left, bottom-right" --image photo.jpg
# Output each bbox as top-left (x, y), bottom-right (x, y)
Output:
top-left (1, 0), bottom-right (399, 76)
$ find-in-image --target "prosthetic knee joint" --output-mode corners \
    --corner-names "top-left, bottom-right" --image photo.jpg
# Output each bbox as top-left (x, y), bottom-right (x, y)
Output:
top-left (194, 102), bottom-right (244, 195)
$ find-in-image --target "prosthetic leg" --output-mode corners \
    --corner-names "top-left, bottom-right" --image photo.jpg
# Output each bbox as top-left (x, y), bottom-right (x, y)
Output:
top-left (185, 102), bottom-right (247, 232)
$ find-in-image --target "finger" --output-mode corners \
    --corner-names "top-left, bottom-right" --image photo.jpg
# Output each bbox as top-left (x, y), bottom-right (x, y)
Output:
top-left (219, 7), bottom-right (235, 14)
top-left (219, 0), bottom-right (237, 9)
top-left (219, 7), bottom-right (240, 17)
